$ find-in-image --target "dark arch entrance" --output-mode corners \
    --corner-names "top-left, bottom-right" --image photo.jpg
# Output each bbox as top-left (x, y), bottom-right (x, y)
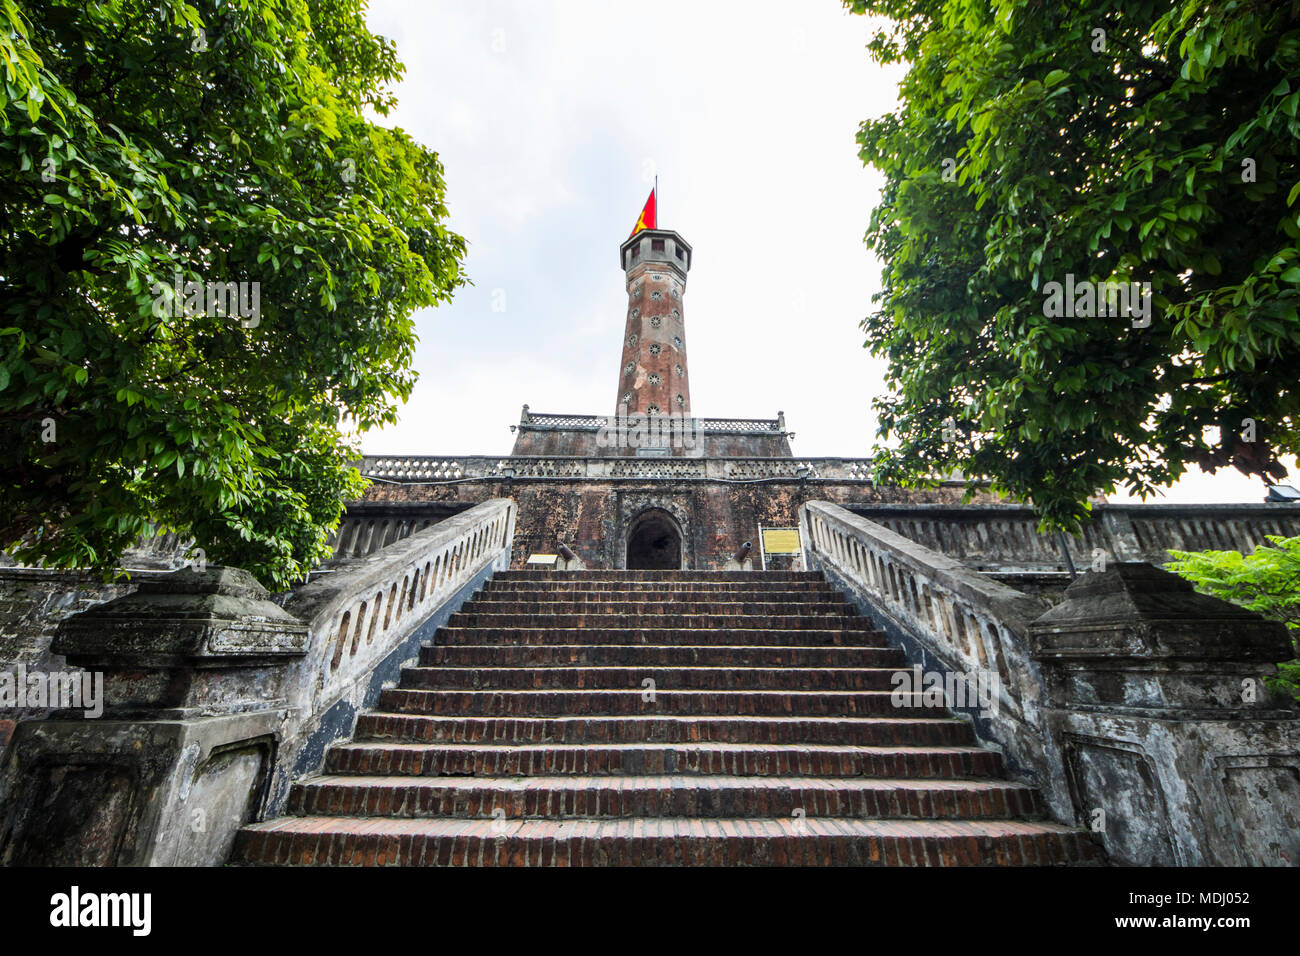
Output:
top-left (625, 510), bottom-right (682, 570)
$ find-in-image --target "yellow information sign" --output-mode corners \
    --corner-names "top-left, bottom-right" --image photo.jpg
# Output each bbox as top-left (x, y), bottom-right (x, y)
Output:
top-left (761, 528), bottom-right (801, 555)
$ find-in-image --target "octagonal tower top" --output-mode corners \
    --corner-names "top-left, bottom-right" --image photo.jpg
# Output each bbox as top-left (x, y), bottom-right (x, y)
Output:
top-left (619, 229), bottom-right (692, 285)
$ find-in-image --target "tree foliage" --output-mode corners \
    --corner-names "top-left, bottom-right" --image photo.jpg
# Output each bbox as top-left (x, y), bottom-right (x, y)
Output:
top-left (847, 0), bottom-right (1300, 530)
top-left (1168, 535), bottom-right (1300, 700)
top-left (0, 0), bottom-right (466, 587)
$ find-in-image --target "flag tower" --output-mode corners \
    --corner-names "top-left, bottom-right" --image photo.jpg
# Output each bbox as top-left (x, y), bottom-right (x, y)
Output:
top-left (614, 187), bottom-right (693, 425)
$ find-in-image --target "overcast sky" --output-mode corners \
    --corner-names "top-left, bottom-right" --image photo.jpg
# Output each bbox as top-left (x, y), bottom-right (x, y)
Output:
top-left (360, 0), bottom-right (1296, 506)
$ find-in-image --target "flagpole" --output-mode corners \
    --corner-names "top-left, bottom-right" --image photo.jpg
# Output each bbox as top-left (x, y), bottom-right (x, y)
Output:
top-left (655, 174), bottom-right (658, 226)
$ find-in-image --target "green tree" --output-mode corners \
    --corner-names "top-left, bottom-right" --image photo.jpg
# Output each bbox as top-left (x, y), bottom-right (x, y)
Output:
top-left (0, 0), bottom-right (466, 588)
top-left (1168, 535), bottom-right (1300, 700)
top-left (848, 0), bottom-right (1300, 531)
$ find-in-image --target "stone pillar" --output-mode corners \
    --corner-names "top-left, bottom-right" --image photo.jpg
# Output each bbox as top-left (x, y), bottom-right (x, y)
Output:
top-left (0, 567), bottom-right (307, 866)
top-left (1028, 563), bottom-right (1300, 866)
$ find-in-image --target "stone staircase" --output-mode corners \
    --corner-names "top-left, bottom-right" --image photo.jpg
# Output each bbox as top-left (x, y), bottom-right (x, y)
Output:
top-left (232, 570), bottom-right (1101, 866)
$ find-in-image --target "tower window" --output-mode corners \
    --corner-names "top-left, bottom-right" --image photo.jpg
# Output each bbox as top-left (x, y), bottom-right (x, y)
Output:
top-left (676, 394), bottom-right (685, 407)
top-left (624, 362), bottom-right (634, 373)
top-left (650, 315), bottom-right (662, 328)
top-left (673, 336), bottom-right (682, 349)
top-left (651, 290), bottom-right (662, 300)
top-left (674, 364), bottom-right (684, 376)
top-left (631, 307), bottom-right (640, 319)
top-left (649, 343), bottom-right (662, 355)
top-left (651, 239), bottom-right (664, 252)
top-left (646, 404), bottom-right (661, 415)
top-left (674, 247), bottom-right (683, 260)
top-left (627, 333), bottom-right (638, 347)
top-left (648, 373), bottom-right (661, 385)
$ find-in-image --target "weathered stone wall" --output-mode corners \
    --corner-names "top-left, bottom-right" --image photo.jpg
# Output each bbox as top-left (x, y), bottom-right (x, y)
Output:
top-left (359, 476), bottom-right (994, 570)
top-left (0, 533), bottom-right (195, 753)
top-left (0, 570), bottom-right (141, 751)
top-left (506, 424), bottom-right (790, 457)
top-left (509, 420), bottom-right (793, 458)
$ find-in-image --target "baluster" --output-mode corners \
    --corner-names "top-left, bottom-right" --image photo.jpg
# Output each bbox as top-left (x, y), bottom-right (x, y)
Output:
top-left (366, 591), bottom-right (383, 645)
top-left (330, 611), bottom-right (351, 672)
top-left (350, 603), bottom-right (367, 658)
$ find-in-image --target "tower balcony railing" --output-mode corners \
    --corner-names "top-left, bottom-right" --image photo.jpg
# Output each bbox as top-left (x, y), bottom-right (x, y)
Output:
top-left (517, 412), bottom-right (786, 433)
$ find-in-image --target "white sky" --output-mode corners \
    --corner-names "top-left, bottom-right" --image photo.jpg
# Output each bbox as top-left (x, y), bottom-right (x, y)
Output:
top-left (359, 0), bottom-right (1296, 506)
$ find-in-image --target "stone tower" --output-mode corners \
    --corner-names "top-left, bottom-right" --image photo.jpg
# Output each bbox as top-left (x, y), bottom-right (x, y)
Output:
top-left (613, 229), bottom-right (693, 418)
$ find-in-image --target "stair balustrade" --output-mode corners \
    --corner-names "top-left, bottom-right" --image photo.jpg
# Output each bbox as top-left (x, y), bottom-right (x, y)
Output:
top-left (0, 498), bottom-right (516, 866)
top-left (274, 498), bottom-right (518, 806)
top-left (799, 499), bottom-right (1300, 866)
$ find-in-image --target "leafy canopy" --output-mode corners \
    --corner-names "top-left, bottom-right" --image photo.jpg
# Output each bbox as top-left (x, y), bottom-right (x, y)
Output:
top-left (1, 0), bottom-right (466, 588)
top-left (1168, 535), bottom-right (1300, 700)
top-left (847, 0), bottom-right (1300, 530)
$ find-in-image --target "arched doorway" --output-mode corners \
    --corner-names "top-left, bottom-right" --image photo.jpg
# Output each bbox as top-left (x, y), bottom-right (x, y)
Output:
top-left (625, 509), bottom-right (682, 570)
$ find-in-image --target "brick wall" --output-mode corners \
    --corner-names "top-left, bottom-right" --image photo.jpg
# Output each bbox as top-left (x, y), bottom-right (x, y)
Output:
top-left (358, 477), bottom-right (993, 570)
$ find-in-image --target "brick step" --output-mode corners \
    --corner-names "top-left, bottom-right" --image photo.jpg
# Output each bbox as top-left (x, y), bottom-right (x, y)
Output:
top-left (284, 775), bottom-right (1043, 820)
top-left (492, 571), bottom-right (824, 582)
top-left (233, 816), bottom-right (1103, 866)
top-left (353, 713), bottom-right (978, 746)
top-left (446, 612), bottom-right (873, 630)
top-left (461, 599), bottom-right (853, 616)
top-left (419, 644), bottom-right (906, 668)
top-left (377, 688), bottom-right (941, 717)
top-left (399, 665), bottom-right (908, 692)
top-left (232, 567), bottom-right (1102, 867)
top-left (434, 627), bottom-right (886, 647)
top-left (479, 585), bottom-right (839, 599)
top-left (486, 580), bottom-right (832, 587)
top-left (323, 741), bottom-right (1005, 779)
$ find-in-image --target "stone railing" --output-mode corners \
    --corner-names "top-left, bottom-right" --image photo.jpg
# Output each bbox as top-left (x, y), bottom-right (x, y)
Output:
top-left (800, 499), bottom-right (1300, 866)
top-left (848, 502), bottom-right (1300, 572)
top-left (520, 412), bottom-right (784, 433)
top-left (725, 460), bottom-right (820, 480)
top-left (698, 416), bottom-right (782, 432)
top-left (329, 513), bottom-right (446, 559)
top-left (799, 501), bottom-right (1059, 792)
top-left (0, 498), bottom-right (516, 866)
top-left (273, 498), bottom-right (516, 803)
top-left (519, 413), bottom-right (606, 429)
top-left (358, 455), bottom-right (893, 483)
top-left (607, 458), bottom-right (706, 479)
top-left (359, 457), bottom-right (470, 480)
top-left (498, 458), bottom-right (589, 478)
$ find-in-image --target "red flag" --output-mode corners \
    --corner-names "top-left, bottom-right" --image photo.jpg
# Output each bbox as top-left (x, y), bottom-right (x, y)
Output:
top-left (629, 188), bottom-right (656, 237)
